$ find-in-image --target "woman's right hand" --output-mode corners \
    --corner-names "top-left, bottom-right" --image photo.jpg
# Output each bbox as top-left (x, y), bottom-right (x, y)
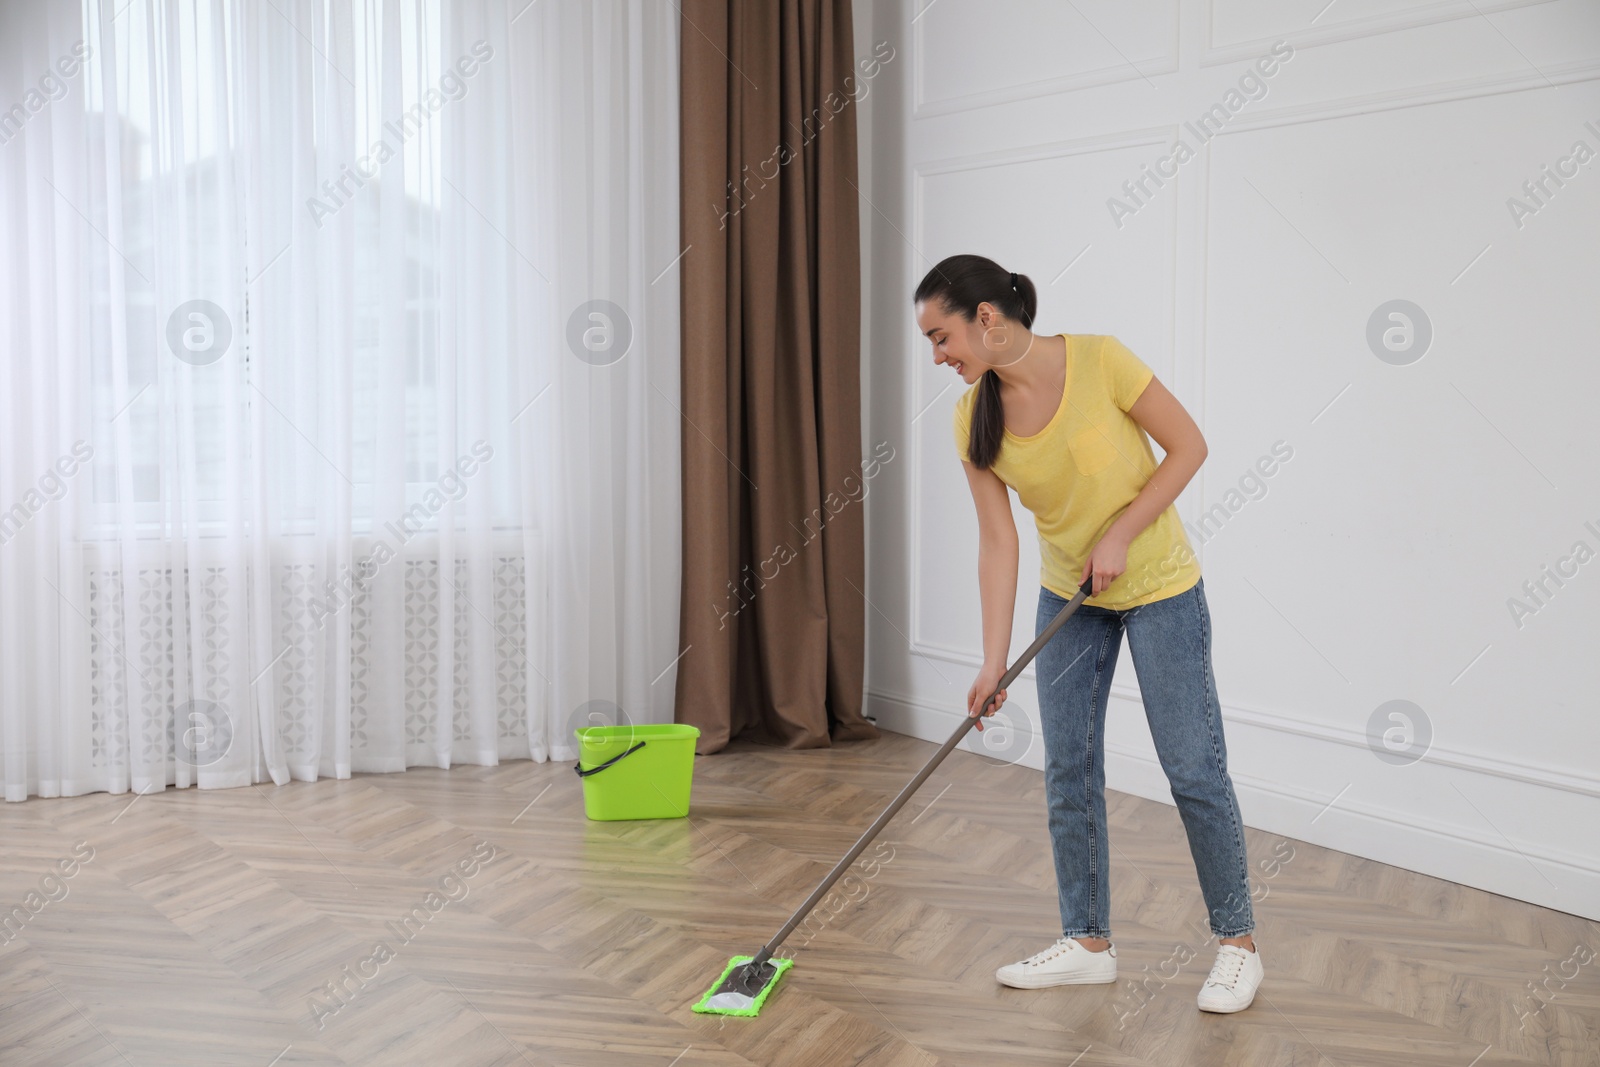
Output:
top-left (967, 662), bottom-right (1007, 732)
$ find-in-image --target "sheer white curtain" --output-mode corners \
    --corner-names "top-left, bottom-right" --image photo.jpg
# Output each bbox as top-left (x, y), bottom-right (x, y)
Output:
top-left (0, 0), bottom-right (681, 802)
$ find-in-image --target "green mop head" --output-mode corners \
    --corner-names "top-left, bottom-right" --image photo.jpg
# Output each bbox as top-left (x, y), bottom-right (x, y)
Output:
top-left (692, 955), bottom-right (794, 1016)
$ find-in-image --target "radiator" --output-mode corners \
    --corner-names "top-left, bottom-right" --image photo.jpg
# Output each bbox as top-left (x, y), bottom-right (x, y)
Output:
top-left (80, 545), bottom-right (533, 772)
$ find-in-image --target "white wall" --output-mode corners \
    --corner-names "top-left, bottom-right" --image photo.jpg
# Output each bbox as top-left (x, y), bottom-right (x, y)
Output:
top-left (856, 0), bottom-right (1600, 921)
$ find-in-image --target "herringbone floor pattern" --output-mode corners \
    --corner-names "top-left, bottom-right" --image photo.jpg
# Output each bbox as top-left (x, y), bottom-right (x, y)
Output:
top-left (1, 730), bottom-right (1595, 1066)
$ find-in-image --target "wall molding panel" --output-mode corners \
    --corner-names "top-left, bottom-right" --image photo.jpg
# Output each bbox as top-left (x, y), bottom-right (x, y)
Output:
top-left (1201, 0), bottom-right (1558, 66)
top-left (913, 0), bottom-right (1180, 118)
top-left (907, 126), bottom-right (1182, 669)
top-left (1217, 55), bottom-right (1600, 133)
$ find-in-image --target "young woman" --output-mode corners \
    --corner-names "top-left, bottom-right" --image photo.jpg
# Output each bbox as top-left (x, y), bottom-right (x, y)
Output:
top-left (913, 254), bottom-right (1263, 1013)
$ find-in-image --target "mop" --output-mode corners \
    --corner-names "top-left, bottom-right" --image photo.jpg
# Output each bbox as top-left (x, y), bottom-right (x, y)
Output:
top-left (693, 576), bottom-right (1097, 1016)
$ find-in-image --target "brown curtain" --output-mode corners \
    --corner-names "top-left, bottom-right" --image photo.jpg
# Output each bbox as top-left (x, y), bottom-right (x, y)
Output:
top-left (675, 0), bottom-right (880, 755)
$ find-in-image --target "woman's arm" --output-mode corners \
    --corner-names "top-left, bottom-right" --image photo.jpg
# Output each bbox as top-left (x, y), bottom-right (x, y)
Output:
top-left (963, 459), bottom-right (1019, 719)
top-left (1082, 375), bottom-right (1207, 592)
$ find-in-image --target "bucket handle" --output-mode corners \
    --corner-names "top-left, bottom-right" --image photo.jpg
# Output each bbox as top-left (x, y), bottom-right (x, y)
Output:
top-left (574, 739), bottom-right (647, 778)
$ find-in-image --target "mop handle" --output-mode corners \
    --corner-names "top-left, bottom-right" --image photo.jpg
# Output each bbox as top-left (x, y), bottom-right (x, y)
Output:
top-left (750, 576), bottom-right (1096, 968)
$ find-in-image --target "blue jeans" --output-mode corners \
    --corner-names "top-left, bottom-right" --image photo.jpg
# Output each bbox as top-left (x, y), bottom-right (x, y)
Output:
top-left (1033, 576), bottom-right (1255, 940)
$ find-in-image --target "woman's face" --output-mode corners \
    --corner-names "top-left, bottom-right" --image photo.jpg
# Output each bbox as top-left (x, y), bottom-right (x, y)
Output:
top-left (916, 299), bottom-right (998, 386)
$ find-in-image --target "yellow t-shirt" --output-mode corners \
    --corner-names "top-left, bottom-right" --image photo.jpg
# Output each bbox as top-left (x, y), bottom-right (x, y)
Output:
top-left (952, 334), bottom-right (1200, 610)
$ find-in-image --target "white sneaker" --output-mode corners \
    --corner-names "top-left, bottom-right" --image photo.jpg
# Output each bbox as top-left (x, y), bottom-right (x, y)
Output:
top-left (996, 937), bottom-right (1117, 988)
top-left (1197, 943), bottom-right (1263, 1012)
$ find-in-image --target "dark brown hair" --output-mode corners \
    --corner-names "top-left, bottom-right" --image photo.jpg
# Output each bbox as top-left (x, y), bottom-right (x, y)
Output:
top-left (913, 254), bottom-right (1037, 470)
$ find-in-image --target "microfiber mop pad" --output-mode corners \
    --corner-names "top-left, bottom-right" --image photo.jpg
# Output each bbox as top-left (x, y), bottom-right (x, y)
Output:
top-left (692, 955), bottom-right (794, 1016)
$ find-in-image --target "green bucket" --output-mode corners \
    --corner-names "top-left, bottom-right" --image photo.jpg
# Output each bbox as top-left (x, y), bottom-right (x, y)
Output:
top-left (573, 723), bottom-right (701, 821)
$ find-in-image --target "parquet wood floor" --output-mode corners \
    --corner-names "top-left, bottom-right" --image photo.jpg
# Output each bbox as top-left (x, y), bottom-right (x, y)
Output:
top-left (2, 730), bottom-right (1595, 1066)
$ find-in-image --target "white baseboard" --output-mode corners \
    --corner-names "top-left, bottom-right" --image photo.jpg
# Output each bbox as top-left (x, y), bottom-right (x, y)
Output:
top-left (865, 688), bottom-right (1600, 923)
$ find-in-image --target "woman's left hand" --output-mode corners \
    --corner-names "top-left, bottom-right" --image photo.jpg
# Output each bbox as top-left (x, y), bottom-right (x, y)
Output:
top-left (1080, 532), bottom-right (1129, 597)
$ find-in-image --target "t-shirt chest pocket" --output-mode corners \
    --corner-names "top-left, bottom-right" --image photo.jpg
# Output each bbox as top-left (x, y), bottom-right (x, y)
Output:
top-left (1068, 422), bottom-right (1118, 476)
